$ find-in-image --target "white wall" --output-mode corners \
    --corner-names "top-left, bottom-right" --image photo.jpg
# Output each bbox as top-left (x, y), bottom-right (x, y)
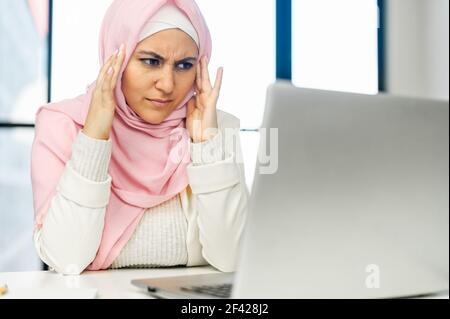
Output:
top-left (424, 0), bottom-right (449, 100)
top-left (386, 0), bottom-right (449, 100)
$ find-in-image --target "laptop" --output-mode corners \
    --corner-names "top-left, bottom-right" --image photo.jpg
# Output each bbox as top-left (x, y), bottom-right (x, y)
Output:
top-left (132, 81), bottom-right (449, 299)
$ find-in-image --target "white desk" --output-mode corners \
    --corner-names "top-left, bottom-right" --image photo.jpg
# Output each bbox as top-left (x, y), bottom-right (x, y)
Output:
top-left (1, 267), bottom-right (448, 299)
top-left (0, 266), bottom-right (220, 299)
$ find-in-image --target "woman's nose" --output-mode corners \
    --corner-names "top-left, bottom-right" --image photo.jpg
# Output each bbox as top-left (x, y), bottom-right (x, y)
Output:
top-left (155, 67), bottom-right (175, 94)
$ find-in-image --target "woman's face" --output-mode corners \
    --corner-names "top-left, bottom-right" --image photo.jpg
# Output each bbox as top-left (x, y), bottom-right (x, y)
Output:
top-left (122, 29), bottom-right (199, 124)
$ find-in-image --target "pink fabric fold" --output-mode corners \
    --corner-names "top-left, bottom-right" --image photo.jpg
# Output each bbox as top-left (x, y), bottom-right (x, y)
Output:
top-left (31, 0), bottom-right (212, 270)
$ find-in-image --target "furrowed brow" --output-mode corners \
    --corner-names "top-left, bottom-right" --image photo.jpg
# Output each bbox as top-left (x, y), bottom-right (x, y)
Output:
top-left (138, 50), bottom-right (198, 63)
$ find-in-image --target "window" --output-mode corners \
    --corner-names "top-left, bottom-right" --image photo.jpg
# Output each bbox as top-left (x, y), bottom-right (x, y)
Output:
top-left (0, 0), bottom-right (49, 272)
top-left (0, 129), bottom-right (39, 271)
top-left (292, 0), bottom-right (379, 94)
top-left (51, 0), bottom-right (111, 103)
top-left (194, 0), bottom-right (276, 188)
top-left (0, 0), bottom-right (49, 122)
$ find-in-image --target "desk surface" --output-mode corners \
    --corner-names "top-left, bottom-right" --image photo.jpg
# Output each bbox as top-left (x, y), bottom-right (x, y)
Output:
top-left (0, 267), bottom-right (448, 299)
top-left (0, 266), bottom-right (219, 299)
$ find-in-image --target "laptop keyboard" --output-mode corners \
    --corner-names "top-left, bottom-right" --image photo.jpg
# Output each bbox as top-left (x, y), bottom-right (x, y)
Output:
top-left (181, 283), bottom-right (233, 298)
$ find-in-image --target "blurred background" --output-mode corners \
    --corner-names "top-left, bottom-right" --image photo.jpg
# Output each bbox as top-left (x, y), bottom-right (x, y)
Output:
top-left (0, 0), bottom-right (448, 272)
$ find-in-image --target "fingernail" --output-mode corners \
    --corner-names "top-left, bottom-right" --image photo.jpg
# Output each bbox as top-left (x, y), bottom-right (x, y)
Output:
top-left (107, 66), bottom-right (113, 74)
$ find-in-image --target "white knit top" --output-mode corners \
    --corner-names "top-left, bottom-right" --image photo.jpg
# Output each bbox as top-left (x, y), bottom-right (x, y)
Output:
top-left (110, 195), bottom-right (188, 269)
top-left (32, 109), bottom-right (248, 275)
top-left (69, 130), bottom-right (219, 269)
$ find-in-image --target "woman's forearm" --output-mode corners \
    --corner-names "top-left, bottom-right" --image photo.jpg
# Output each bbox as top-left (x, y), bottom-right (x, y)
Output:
top-left (33, 184), bottom-right (107, 275)
top-left (34, 131), bottom-right (113, 275)
top-left (187, 119), bottom-right (249, 272)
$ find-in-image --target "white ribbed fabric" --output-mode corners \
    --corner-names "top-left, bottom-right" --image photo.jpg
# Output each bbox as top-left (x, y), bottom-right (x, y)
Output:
top-left (71, 130), bottom-right (112, 182)
top-left (69, 130), bottom-right (225, 269)
top-left (110, 194), bottom-right (188, 269)
top-left (33, 110), bottom-right (246, 274)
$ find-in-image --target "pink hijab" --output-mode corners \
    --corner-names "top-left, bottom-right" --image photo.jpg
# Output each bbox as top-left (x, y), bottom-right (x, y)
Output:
top-left (31, 0), bottom-right (212, 270)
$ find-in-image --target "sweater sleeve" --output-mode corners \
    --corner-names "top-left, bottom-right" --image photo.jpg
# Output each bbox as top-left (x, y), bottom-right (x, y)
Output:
top-left (187, 113), bottom-right (250, 272)
top-left (32, 118), bottom-right (113, 275)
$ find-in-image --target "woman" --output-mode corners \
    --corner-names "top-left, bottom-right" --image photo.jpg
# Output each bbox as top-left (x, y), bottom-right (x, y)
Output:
top-left (30, 0), bottom-right (249, 275)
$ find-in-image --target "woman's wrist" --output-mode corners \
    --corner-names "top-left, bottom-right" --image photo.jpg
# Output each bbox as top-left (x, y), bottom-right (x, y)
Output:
top-left (70, 130), bottom-right (113, 182)
top-left (190, 127), bottom-right (219, 144)
top-left (82, 124), bottom-right (110, 141)
top-left (190, 129), bottom-right (224, 165)
top-left (82, 107), bottom-right (115, 141)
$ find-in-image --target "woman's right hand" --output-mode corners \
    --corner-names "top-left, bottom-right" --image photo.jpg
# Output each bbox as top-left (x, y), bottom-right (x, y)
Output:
top-left (82, 44), bottom-right (126, 140)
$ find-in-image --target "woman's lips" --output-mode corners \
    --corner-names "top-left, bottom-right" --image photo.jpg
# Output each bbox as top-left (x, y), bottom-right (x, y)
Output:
top-left (146, 98), bottom-right (172, 108)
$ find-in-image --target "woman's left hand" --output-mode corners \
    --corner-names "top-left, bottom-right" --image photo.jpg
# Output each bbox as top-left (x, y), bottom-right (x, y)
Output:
top-left (186, 56), bottom-right (224, 143)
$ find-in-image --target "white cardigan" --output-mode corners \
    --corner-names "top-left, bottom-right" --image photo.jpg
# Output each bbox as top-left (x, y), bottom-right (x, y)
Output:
top-left (33, 110), bottom-right (249, 275)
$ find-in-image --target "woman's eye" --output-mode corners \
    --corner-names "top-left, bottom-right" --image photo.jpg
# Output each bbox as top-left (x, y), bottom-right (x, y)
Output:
top-left (141, 59), bottom-right (193, 71)
top-left (178, 62), bottom-right (193, 70)
top-left (141, 58), bottom-right (160, 66)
